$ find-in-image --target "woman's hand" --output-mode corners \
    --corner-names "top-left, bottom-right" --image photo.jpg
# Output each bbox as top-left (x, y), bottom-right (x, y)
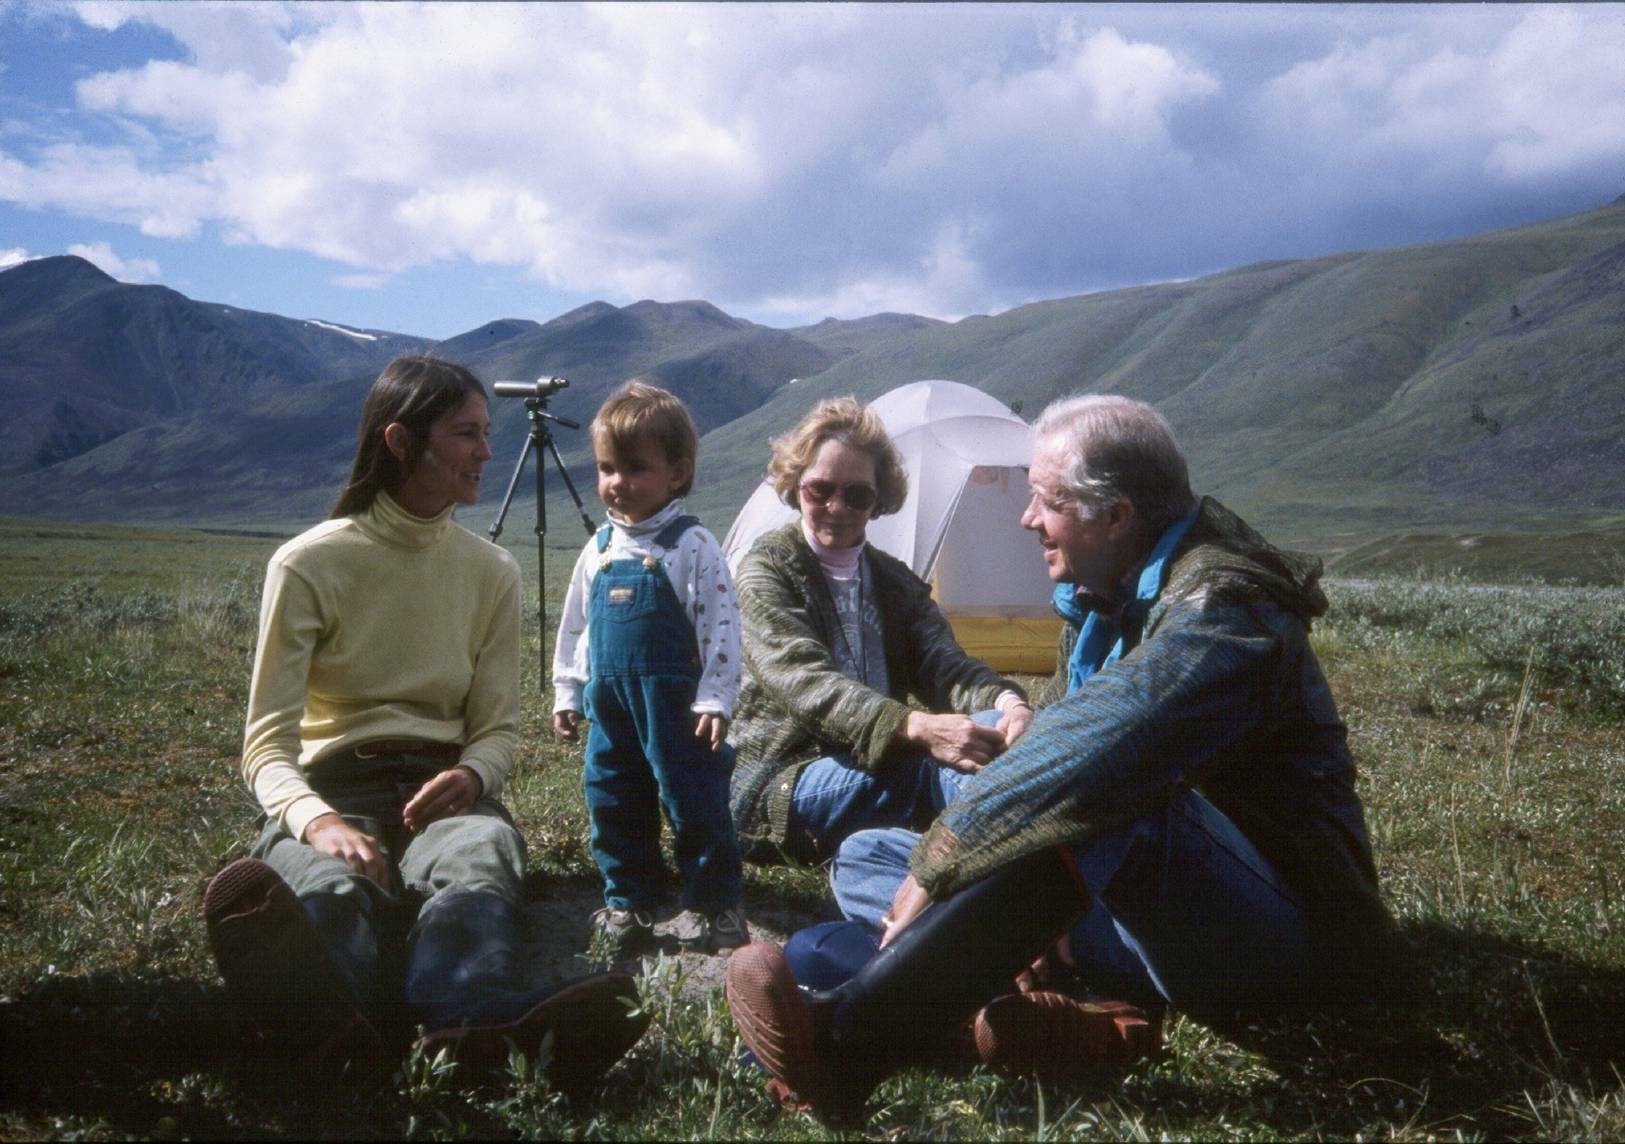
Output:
top-left (997, 702), bottom-right (1034, 749)
top-left (879, 873), bottom-right (932, 948)
top-left (402, 765), bottom-right (482, 833)
top-left (553, 710), bottom-right (582, 741)
top-left (695, 712), bottom-right (729, 752)
top-left (304, 813), bottom-right (390, 887)
top-left (901, 711), bottom-right (1006, 773)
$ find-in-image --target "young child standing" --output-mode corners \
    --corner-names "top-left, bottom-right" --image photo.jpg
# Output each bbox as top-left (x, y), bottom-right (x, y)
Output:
top-left (552, 380), bottom-right (747, 956)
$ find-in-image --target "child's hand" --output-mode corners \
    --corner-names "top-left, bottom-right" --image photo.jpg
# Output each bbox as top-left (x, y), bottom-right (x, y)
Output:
top-left (553, 710), bottom-right (582, 741)
top-left (695, 712), bottom-right (728, 752)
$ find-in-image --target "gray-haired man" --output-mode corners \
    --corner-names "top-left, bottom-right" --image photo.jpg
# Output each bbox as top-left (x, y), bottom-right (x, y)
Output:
top-left (726, 394), bottom-right (1390, 1125)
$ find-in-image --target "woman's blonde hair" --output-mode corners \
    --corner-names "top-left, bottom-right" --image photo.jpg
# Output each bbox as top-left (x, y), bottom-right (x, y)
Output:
top-left (767, 396), bottom-right (908, 516)
top-left (591, 379), bottom-right (700, 496)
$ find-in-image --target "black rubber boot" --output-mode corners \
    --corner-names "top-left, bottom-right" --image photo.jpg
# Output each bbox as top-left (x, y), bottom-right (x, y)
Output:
top-left (727, 846), bottom-right (1091, 1125)
top-left (405, 890), bottom-right (649, 1094)
top-left (299, 889), bottom-right (413, 1044)
top-left (202, 858), bottom-right (387, 1071)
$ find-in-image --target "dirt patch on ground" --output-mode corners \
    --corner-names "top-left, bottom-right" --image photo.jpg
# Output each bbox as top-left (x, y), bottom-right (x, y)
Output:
top-left (520, 884), bottom-right (830, 1003)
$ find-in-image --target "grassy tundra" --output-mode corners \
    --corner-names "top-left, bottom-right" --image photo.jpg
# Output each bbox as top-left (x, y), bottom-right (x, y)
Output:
top-left (1, 518), bottom-right (1622, 1140)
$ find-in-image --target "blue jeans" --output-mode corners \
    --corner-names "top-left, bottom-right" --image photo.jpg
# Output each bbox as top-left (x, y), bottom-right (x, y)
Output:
top-left (829, 789), bottom-right (1317, 1010)
top-left (583, 531), bottom-right (743, 914)
top-left (584, 675), bottom-right (741, 912)
top-left (784, 710), bottom-right (997, 864)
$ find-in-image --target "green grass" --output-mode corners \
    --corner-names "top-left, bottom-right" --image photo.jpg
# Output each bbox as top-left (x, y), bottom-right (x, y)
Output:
top-left (2, 523), bottom-right (1622, 1139)
top-left (1326, 528), bottom-right (1625, 587)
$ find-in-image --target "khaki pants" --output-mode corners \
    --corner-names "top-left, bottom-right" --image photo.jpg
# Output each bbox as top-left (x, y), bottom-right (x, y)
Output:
top-left (251, 752), bottom-right (526, 916)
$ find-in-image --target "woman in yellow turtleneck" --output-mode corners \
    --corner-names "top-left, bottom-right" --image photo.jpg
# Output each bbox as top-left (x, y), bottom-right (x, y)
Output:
top-left (202, 356), bottom-right (647, 1094)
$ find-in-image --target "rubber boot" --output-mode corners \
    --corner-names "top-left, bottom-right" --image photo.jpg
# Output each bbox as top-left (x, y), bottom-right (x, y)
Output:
top-left (300, 889), bottom-right (413, 1048)
top-left (727, 846), bottom-right (1090, 1125)
top-left (202, 858), bottom-right (386, 1071)
top-left (405, 890), bottom-right (649, 1095)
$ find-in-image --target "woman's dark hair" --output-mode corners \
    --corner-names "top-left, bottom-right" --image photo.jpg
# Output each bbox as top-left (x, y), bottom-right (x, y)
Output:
top-left (330, 356), bottom-right (487, 519)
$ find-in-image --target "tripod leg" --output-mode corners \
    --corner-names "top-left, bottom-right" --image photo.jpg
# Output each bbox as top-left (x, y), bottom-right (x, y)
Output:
top-left (486, 428), bottom-right (534, 544)
top-left (486, 422), bottom-right (549, 691)
top-left (541, 430), bottom-right (596, 536)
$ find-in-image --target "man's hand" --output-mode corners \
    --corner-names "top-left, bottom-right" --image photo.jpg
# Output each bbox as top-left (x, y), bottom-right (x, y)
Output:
top-left (879, 873), bottom-right (932, 948)
top-left (304, 813), bottom-right (389, 887)
top-left (695, 712), bottom-right (729, 752)
top-left (402, 765), bottom-right (482, 833)
top-left (902, 711), bottom-right (1006, 774)
top-left (553, 710), bottom-right (582, 741)
top-left (997, 702), bottom-right (1034, 749)
top-left (1016, 933), bottom-right (1075, 993)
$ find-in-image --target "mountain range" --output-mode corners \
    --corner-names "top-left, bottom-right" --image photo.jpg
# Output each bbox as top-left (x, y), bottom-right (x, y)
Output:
top-left (3, 194), bottom-right (1623, 552)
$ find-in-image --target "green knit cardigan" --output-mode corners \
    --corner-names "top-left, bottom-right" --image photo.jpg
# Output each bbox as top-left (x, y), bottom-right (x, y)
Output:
top-left (727, 521), bottom-right (1025, 859)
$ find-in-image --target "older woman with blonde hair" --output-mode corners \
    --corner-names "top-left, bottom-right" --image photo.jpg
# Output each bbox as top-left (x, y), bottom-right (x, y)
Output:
top-left (728, 396), bottom-right (1032, 890)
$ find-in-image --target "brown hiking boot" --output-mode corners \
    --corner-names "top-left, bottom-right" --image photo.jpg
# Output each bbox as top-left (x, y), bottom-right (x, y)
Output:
top-left (972, 991), bottom-right (1160, 1082)
top-left (725, 942), bottom-right (873, 1126)
top-left (414, 972), bottom-right (650, 1095)
top-left (203, 857), bottom-right (385, 1067)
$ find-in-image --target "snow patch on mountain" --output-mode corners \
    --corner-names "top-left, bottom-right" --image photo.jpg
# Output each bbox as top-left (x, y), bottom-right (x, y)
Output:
top-left (306, 318), bottom-right (378, 341)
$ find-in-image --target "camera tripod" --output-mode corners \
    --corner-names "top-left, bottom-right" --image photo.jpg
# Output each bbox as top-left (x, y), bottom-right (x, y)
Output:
top-left (487, 382), bottom-right (595, 692)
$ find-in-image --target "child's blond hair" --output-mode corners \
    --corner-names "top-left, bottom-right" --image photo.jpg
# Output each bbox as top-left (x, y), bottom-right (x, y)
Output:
top-left (590, 380), bottom-right (700, 496)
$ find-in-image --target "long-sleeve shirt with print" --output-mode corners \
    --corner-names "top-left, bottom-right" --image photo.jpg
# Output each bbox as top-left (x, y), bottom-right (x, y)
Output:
top-left (242, 490), bottom-right (522, 842)
top-left (551, 498), bottom-right (742, 718)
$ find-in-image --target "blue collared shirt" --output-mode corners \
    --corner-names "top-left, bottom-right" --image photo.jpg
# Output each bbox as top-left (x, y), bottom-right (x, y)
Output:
top-left (1054, 507), bottom-right (1200, 695)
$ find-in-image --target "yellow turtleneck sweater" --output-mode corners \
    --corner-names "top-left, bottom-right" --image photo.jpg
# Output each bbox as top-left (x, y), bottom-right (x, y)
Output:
top-left (241, 490), bottom-right (522, 841)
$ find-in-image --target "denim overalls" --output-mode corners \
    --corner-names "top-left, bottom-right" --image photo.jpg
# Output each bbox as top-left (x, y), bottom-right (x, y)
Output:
top-left (582, 514), bottom-right (741, 914)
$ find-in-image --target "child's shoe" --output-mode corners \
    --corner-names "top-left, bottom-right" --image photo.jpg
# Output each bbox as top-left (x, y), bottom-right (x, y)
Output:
top-left (675, 907), bottom-right (751, 953)
top-left (592, 906), bottom-right (655, 959)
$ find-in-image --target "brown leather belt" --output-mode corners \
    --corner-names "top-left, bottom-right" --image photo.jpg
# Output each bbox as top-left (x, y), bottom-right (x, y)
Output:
top-left (345, 738), bottom-right (462, 762)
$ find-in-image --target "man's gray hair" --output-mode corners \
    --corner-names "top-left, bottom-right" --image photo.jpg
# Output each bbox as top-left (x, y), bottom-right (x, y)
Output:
top-left (1032, 394), bottom-right (1197, 534)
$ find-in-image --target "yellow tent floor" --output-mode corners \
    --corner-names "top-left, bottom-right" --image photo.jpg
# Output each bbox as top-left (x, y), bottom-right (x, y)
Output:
top-left (945, 614), bottom-right (1062, 676)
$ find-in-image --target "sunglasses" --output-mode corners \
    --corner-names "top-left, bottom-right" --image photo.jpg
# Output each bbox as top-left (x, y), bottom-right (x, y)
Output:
top-left (798, 479), bottom-right (878, 512)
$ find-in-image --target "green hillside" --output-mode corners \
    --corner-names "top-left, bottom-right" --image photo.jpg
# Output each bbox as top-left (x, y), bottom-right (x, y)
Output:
top-left (4, 197), bottom-right (1623, 559)
top-left (1324, 525), bottom-right (1625, 586)
top-left (690, 197), bottom-right (1625, 550)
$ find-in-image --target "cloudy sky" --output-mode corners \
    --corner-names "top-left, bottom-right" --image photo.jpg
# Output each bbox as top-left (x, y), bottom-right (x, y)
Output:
top-left (3, 2), bottom-right (1623, 338)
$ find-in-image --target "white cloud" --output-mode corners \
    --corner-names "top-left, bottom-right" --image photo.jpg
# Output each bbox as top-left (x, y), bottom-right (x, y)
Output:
top-left (2, 4), bottom-right (1622, 322)
top-left (0, 144), bottom-right (214, 238)
top-left (67, 240), bottom-right (161, 282)
top-left (760, 222), bottom-right (993, 323)
top-left (73, 0), bottom-right (307, 79)
top-left (13, 5), bottom-right (1222, 314)
top-left (1483, 8), bottom-right (1625, 179)
top-left (1258, 7), bottom-right (1625, 187)
top-left (1, 246), bottom-right (36, 268)
top-left (881, 25), bottom-right (1218, 180)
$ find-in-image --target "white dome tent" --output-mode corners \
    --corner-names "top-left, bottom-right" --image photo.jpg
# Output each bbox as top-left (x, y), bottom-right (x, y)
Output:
top-left (721, 379), bottom-right (1061, 673)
